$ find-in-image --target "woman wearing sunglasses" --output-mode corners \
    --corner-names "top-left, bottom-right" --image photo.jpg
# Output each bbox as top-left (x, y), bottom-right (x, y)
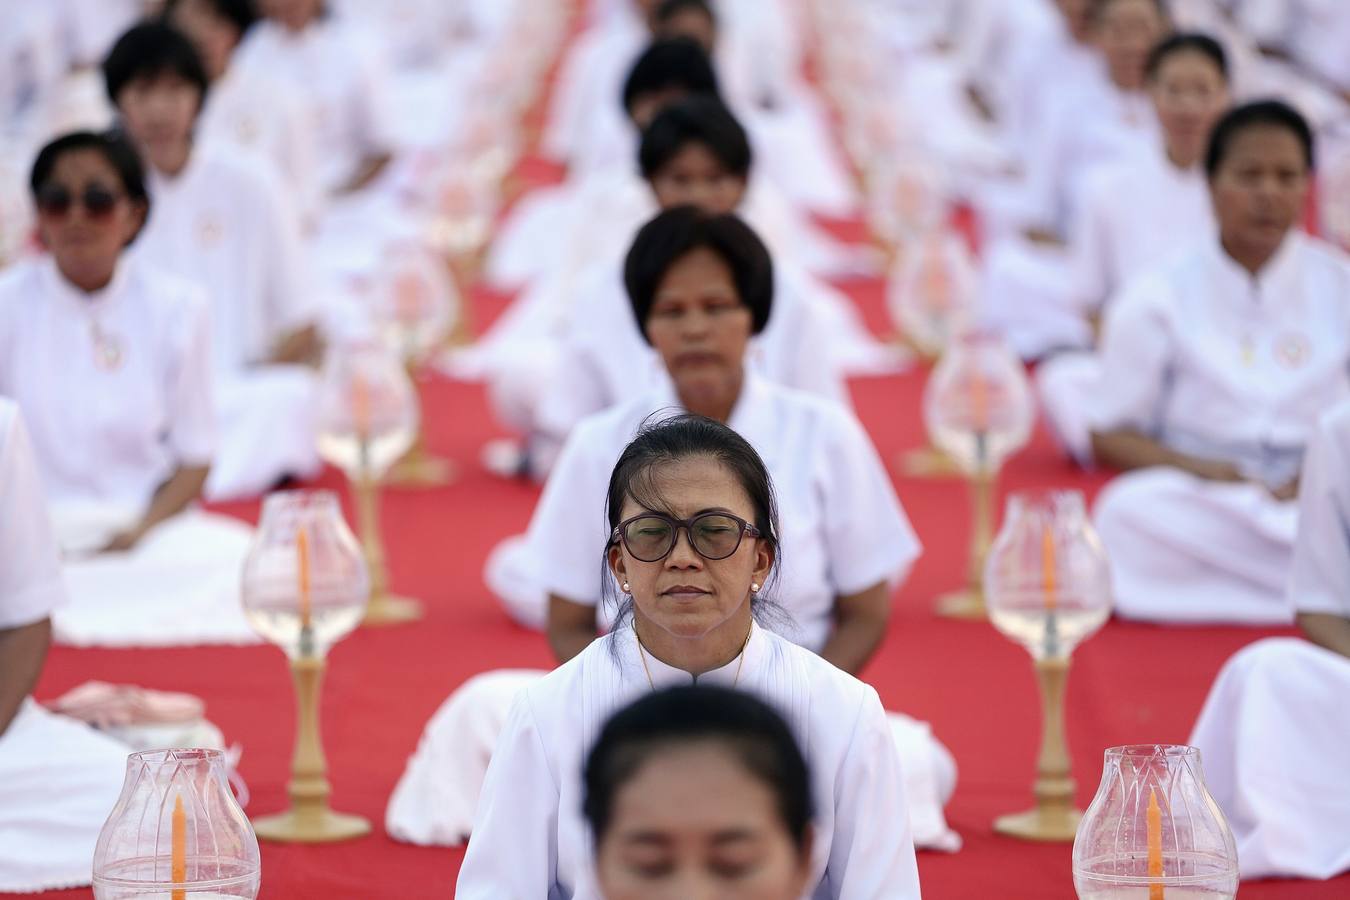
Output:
top-left (456, 415), bottom-right (922, 898)
top-left (387, 209), bottom-right (958, 855)
top-left (0, 130), bottom-right (256, 648)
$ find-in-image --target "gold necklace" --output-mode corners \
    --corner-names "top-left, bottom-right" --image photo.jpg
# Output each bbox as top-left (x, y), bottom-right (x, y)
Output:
top-left (635, 621), bottom-right (754, 690)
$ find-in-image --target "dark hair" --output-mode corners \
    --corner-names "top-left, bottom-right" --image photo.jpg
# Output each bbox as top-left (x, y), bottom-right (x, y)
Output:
top-left (30, 130), bottom-right (151, 244)
top-left (624, 207), bottom-right (773, 342)
top-left (164, 0), bottom-right (260, 36)
top-left (602, 414), bottom-right (784, 638)
top-left (584, 685), bottom-right (813, 848)
top-left (653, 0), bottom-right (716, 29)
top-left (1145, 32), bottom-right (1227, 82)
top-left (103, 21), bottom-right (210, 106)
top-left (1088, 0), bottom-right (1168, 24)
top-left (621, 37), bottom-right (720, 115)
top-left (1204, 99), bottom-right (1315, 178)
top-left (639, 96), bottom-right (752, 181)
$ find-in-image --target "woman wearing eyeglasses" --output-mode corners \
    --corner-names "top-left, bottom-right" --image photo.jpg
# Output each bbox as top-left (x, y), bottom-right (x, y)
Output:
top-left (456, 415), bottom-right (922, 899)
top-left (0, 130), bottom-right (256, 647)
top-left (387, 209), bottom-right (958, 855)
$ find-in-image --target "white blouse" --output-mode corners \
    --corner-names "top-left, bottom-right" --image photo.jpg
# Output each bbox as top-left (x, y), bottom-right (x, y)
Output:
top-left (1289, 399), bottom-right (1350, 617)
top-left (1091, 232), bottom-right (1350, 486)
top-left (0, 256), bottom-right (215, 512)
top-left (0, 398), bottom-right (64, 629)
top-left (134, 142), bottom-right (313, 374)
top-left (526, 374), bottom-right (919, 652)
top-left (456, 623), bottom-right (921, 899)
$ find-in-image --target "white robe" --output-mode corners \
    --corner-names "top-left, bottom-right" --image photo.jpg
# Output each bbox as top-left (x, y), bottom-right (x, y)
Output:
top-left (1090, 233), bottom-right (1350, 624)
top-left (1035, 154), bottom-right (1216, 461)
top-left (134, 142), bottom-right (321, 501)
top-left (1189, 400), bottom-right (1350, 880)
top-left (453, 625), bottom-right (923, 899)
top-left (0, 399), bottom-right (130, 893)
top-left (0, 256), bottom-right (257, 646)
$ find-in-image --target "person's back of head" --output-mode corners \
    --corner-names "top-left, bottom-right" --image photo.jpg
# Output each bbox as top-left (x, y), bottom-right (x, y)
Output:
top-left (621, 37), bottom-right (721, 129)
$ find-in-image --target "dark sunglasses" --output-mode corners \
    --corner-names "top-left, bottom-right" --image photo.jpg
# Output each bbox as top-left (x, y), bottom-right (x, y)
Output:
top-left (611, 512), bottom-right (761, 563)
top-left (35, 183), bottom-right (124, 219)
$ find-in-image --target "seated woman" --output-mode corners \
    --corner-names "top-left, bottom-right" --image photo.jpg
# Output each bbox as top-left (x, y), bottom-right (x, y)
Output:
top-left (0, 398), bottom-right (128, 893)
top-left (387, 210), bottom-right (958, 854)
top-left (584, 685), bottom-right (815, 900)
top-left (1090, 100), bottom-right (1350, 625)
top-left (454, 416), bottom-right (923, 897)
top-left (165, 0), bottom-right (322, 228)
top-left (1036, 32), bottom-right (1231, 463)
top-left (0, 130), bottom-right (256, 646)
top-left (104, 22), bottom-right (321, 501)
top-left (1189, 398), bottom-right (1350, 880)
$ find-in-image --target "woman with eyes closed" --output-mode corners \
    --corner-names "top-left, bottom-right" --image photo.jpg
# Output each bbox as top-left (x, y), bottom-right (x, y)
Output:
top-left (0, 130), bottom-right (256, 648)
top-left (584, 685), bottom-right (815, 900)
top-left (387, 209), bottom-right (959, 856)
top-left (454, 416), bottom-right (921, 899)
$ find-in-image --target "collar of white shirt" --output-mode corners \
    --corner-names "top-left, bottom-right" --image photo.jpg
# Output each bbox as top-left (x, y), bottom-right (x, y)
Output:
top-left (649, 370), bottom-right (779, 442)
top-left (1204, 229), bottom-right (1304, 299)
top-left (40, 254), bottom-right (131, 313)
top-left (617, 620), bottom-right (766, 688)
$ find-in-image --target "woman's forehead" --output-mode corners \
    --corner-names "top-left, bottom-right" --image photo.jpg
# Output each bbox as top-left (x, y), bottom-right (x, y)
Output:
top-left (620, 455), bottom-right (755, 518)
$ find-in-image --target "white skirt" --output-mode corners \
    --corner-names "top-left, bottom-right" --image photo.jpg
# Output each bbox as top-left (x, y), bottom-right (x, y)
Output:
top-left (1189, 637), bottom-right (1350, 879)
top-left (0, 699), bottom-right (128, 893)
top-left (1092, 468), bottom-right (1297, 625)
top-left (205, 366), bottom-right (322, 502)
top-left (386, 669), bottom-right (962, 852)
top-left (51, 507), bottom-right (259, 647)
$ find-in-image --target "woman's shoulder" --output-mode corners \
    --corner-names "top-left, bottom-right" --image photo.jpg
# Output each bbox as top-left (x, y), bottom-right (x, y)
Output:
top-left (752, 378), bottom-right (869, 446)
top-left (0, 257), bottom-right (41, 301)
top-left (761, 629), bottom-right (878, 712)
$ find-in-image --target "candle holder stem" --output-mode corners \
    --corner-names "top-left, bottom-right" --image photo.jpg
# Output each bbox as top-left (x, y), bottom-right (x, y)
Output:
top-left (253, 655), bottom-right (370, 843)
top-left (386, 366), bottom-right (455, 488)
top-left (994, 655), bottom-right (1081, 841)
top-left (354, 472), bottom-right (422, 626)
top-left (937, 467), bottom-right (994, 618)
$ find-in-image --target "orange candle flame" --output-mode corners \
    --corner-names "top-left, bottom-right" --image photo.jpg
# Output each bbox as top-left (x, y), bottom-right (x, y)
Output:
top-left (970, 370), bottom-right (989, 431)
top-left (171, 793), bottom-right (186, 900)
top-left (1041, 523), bottom-right (1057, 611)
top-left (297, 525), bottom-right (312, 629)
top-left (1148, 787), bottom-right (1165, 900)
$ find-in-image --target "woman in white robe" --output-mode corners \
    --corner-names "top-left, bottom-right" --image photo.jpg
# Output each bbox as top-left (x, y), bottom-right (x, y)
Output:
top-left (0, 397), bottom-right (129, 893)
top-left (1089, 100), bottom-right (1350, 625)
top-left (166, 0), bottom-right (323, 229)
top-left (1036, 32), bottom-right (1230, 463)
top-left (105, 22), bottom-right (321, 501)
top-left (454, 415), bottom-right (923, 898)
top-left (1188, 398), bottom-right (1350, 880)
top-left (388, 210), bottom-right (959, 854)
top-left (0, 130), bottom-right (255, 647)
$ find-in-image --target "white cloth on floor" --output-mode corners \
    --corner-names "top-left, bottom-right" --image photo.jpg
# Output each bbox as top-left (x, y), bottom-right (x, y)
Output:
top-left (454, 625), bottom-right (924, 898)
top-left (0, 256), bottom-right (257, 646)
top-left (0, 699), bottom-right (129, 893)
top-left (487, 374), bottom-right (920, 649)
top-left (1188, 398), bottom-right (1350, 879)
top-left (388, 668), bottom-right (960, 854)
top-left (132, 142), bottom-right (321, 501)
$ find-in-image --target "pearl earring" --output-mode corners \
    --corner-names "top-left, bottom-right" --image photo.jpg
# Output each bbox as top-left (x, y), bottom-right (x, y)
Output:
top-left (621, 582), bottom-right (630, 593)
top-left (751, 583), bottom-right (760, 592)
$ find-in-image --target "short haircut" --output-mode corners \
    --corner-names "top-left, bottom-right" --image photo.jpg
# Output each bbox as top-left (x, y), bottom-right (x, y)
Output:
top-left (29, 130), bottom-right (151, 242)
top-left (1145, 32), bottom-right (1227, 82)
top-left (1088, 0), bottom-right (1168, 24)
top-left (1204, 99), bottom-right (1315, 178)
top-left (639, 95), bottom-right (752, 180)
top-left (623, 206), bottom-right (773, 341)
top-left (620, 37), bottom-right (720, 115)
top-left (653, 0), bottom-right (716, 28)
top-left (103, 21), bottom-right (210, 105)
top-left (584, 685), bottom-right (813, 847)
top-left (163, 0), bottom-right (260, 35)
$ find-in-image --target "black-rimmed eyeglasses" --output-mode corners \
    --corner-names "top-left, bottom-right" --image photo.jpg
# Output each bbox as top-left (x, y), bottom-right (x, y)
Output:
top-left (610, 512), bottom-right (761, 562)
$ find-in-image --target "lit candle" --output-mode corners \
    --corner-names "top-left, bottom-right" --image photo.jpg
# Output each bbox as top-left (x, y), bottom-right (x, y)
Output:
top-left (970, 369), bottom-right (989, 433)
top-left (1147, 787), bottom-right (1164, 900)
top-left (171, 793), bottom-right (186, 900)
top-left (297, 525), bottom-right (312, 629)
top-left (351, 373), bottom-right (373, 439)
top-left (1041, 524), bottom-right (1057, 611)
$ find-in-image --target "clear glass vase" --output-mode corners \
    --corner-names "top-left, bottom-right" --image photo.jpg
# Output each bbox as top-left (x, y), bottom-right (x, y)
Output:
top-left (92, 749), bottom-right (259, 899)
top-left (923, 328), bottom-right (1033, 477)
top-left (1073, 745), bottom-right (1239, 899)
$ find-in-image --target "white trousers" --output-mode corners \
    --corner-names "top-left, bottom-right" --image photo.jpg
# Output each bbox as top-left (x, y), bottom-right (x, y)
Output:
top-left (1189, 638), bottom-right (1350, 879)
top-left (978, 236), bottom-right (1089, 360)
top-left (1036, 352), bottom-right (1102, 466)
top-left (386, 670), bottom-right (962, 852)
top-left (1093, 468), bottom-right (1297, 625)
top-left (205, 366), bottom-right (322, 502)
top-left (0, 700), bottom-right (128, 893)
